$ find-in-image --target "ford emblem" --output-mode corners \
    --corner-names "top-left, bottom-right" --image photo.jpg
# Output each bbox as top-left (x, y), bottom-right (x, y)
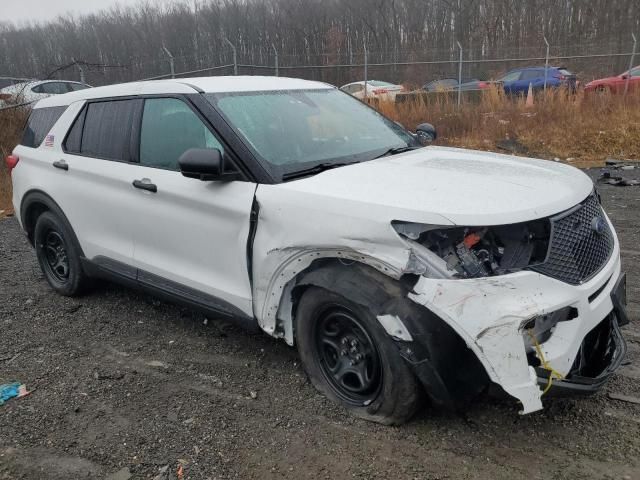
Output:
top-left (591, 216), bottom-right (606, 235)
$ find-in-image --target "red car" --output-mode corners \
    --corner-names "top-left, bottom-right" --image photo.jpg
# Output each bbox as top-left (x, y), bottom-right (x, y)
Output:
top-left (585, 65), bottom-right (640, 94)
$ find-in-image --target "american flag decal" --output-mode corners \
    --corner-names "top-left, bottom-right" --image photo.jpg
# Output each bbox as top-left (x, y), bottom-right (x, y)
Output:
top-left (44, 134), bottom-right (55, 147)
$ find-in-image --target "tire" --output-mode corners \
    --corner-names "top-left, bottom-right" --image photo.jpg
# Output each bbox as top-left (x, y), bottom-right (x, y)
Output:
top-left (295, 287), bottom-right (422, 425)
top-left (34, 211), bottom-right (90, 296)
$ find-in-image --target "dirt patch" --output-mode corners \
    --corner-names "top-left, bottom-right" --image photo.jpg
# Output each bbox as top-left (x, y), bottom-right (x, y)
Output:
top-left (1, 168), bottom-right (640, 479)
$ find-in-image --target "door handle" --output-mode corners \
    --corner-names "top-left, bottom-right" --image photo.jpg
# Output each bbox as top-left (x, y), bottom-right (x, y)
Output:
top-left (53, 160), bottom-right (68, 171)
top-left (132, 179), bottom-right (157, 193)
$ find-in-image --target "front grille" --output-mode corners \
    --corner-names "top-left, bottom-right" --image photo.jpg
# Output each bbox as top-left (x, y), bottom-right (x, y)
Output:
top-left (533, 194), bottom-right (614, 285)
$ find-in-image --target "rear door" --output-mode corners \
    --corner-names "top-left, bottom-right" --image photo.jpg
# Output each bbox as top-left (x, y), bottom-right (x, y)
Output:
top-left (500, 70), bottom-right (522, 94)
top-left (125, 96), bottom-right (256, 317)
top-left (56, 99), bottom-right (142, 275)
top-left (513, 69), bottom-right (541, 93)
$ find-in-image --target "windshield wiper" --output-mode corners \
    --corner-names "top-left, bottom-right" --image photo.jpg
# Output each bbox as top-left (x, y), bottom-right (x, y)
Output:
top-left (282, 162), bottom-right (354, 181)
top-left (374, 146), bottom-right (420, 159)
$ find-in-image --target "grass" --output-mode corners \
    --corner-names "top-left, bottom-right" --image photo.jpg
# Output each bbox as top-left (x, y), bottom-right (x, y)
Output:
top-left (0, 107), bottom-right (27, 216)
top-left (378, 87), bottom-right (640, 167)
top-left (1, 89), bottom-right (639, 214)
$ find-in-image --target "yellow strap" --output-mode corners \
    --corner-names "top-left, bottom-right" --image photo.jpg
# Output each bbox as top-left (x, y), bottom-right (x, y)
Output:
top-left (527, 329), bottom-right (564, 395)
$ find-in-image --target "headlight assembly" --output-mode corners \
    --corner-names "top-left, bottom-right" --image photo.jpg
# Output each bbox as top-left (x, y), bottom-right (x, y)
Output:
top-left (392, 220), bottom-right (551, 279)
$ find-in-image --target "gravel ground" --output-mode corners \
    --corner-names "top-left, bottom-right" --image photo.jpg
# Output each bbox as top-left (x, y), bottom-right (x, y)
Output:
top-left (1, 168), bottom-right (640, 480)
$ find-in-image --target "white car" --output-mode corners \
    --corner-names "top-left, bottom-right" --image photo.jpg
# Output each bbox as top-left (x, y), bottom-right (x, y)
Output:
top-left (0, 79), bottom-right (91, 107)
top-left (7, 76), bottom-right (627, 425)
top-left (340, 80), bottom-right (404, 100)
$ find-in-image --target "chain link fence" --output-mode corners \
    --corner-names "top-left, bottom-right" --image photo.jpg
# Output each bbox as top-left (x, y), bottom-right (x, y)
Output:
top-left (1, 34), bottom-right (637, 111)
top-left (108, 36), bottom-right (639, 88)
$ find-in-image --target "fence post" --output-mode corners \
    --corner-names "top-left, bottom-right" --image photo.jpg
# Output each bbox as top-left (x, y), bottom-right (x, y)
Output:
top-left (272, 43), bottom-right (279, 76)
top-left (363, 39), bottom-right (368, 101)
top-left (162, 47), bottom-right (175, 79)
top-left (543, 36), bottom-right (550, 93)
top-left (456, 41), bottom-right (462, 106)
top-left (624, 33), bottom-right (637, 97)
top-left (224, 38), bottom-right (238, 75)
top-left (72, 58), bottom-right (86, 84)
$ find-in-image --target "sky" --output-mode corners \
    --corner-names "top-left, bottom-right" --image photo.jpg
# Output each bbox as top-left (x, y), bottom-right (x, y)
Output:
top-left (2, 0), bottom-right (161, 25)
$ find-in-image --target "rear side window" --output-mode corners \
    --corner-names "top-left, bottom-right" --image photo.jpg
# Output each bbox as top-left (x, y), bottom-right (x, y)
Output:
top-left (64, 107), bottom-right (86, 154)
top-left (520, 70), bottom-right (541, 80)
top-left (20, 106), bottom-right (66, 148)
top-left (500, 71), bottom-right (521, 82)
top-left (80, 100), bottom-right (139, 161)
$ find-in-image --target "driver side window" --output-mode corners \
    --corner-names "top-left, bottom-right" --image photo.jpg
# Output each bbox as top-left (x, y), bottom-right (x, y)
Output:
top-left (139, 98), bottom-right (224, 171)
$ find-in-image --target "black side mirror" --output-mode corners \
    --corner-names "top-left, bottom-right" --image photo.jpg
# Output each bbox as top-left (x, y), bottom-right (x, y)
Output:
top-left (415, 123), bottom-right (437, 145)
top-left (178, 148), bottom-right (239, 181)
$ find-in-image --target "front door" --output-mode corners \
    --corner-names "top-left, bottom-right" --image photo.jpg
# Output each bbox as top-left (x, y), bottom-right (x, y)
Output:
top-left (126, 97), bottom-right (256, 317)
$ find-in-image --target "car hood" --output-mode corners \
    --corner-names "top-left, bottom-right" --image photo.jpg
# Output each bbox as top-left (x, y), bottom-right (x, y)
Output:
top-left (586, 76), bottom-right (619, 87)
top-left (277, 146), bottom-right (594, 226)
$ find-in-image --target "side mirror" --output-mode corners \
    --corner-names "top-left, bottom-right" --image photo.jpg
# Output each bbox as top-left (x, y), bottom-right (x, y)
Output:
top-left (622, 74), bottom-right (629, 80)
top-left (415, 123), bottom-right (437, 145)
top-left (178, 148), bottom-right (239, 181)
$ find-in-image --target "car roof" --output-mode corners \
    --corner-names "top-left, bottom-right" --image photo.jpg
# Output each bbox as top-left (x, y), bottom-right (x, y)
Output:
top-left (35, 76), bottom-right (334, 109)
top-left (340, 80), bottom-right (395, 87)
top-left (509, 66), bottom-right (563, 72)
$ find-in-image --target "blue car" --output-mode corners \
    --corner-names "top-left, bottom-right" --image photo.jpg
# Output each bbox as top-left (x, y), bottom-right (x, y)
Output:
top-left (498, 66), bottom-right (577, 95)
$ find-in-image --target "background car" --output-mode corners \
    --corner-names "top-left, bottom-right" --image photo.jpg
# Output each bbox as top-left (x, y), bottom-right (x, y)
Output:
top-left (0, 77), bottom-right (32, 90)
top-left (584, 65), bottom-right (640, 94)
top-left (0, 79), bottom-right (91, 107)
top-left (423, 78), bottom-right (491, 92)
top-left (497, 66), bottom-right (577, 95)
top-left (340, 80), bottom-right (404, 101)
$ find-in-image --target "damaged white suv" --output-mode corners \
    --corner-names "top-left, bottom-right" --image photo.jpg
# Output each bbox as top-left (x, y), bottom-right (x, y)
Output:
top-left (8, 76), bottom-right (628, 424)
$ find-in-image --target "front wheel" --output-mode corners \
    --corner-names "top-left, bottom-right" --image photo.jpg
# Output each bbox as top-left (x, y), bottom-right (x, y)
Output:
top-left (295, 287), bottom-right (422, 425)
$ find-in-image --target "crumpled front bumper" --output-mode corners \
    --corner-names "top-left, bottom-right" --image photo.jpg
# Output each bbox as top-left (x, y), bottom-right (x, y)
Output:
top-left (540, 311), bottom-right (626, 396)
top-left (407, 239), bottom-right (626, 414)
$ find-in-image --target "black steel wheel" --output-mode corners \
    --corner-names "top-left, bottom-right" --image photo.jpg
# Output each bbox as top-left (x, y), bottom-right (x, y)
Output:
top-left (296, 286), bottom-right (422, 425)
top-left (41, 230), bottom-right (70, 282)
top-left (34, 211), bottom-right (90, 296)
top-left (314, 306), bottom-right (382, 405)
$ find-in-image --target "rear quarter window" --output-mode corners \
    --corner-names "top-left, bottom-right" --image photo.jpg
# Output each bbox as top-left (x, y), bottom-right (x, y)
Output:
top-left (80, 100), bottom-right (140, 161)
top-left (20, 106), bottom-right (67, 148)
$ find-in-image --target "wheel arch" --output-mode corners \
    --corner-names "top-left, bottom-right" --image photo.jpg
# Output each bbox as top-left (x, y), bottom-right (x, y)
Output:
top-left (20, 189), bottom-right (85, 258)
top-left (272, 258), bottom-right (491, 409)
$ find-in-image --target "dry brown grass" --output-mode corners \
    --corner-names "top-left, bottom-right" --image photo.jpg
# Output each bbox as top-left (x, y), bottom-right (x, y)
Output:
top-left (378, 88), bottom-right (640, 168)
top-left (0, 108), bottom-right (27, 214)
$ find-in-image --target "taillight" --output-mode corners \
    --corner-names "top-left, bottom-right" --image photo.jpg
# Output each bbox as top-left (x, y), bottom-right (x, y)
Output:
top-left (373, 88), bottom-right (389, 95)
top-left (477, 81), bottom-right (489, 89)
top-left (557, 74), bottom-right (566, 80)
top-left (5, 154), bottom-right (19, 174)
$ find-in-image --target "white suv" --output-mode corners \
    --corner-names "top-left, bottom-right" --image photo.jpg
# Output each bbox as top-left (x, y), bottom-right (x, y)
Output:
top-left (7, 76), bottom-right (628, 424)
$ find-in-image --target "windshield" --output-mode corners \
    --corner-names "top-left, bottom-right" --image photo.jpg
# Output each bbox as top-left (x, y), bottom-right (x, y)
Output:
top-left (206, 88), bottom-right (416, 180)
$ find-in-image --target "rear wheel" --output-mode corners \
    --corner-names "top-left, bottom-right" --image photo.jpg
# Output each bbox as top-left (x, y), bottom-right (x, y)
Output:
top-left (295, 287), bottom-right (422, 425)
top-left (34, 211), bottom-right (89, 296)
